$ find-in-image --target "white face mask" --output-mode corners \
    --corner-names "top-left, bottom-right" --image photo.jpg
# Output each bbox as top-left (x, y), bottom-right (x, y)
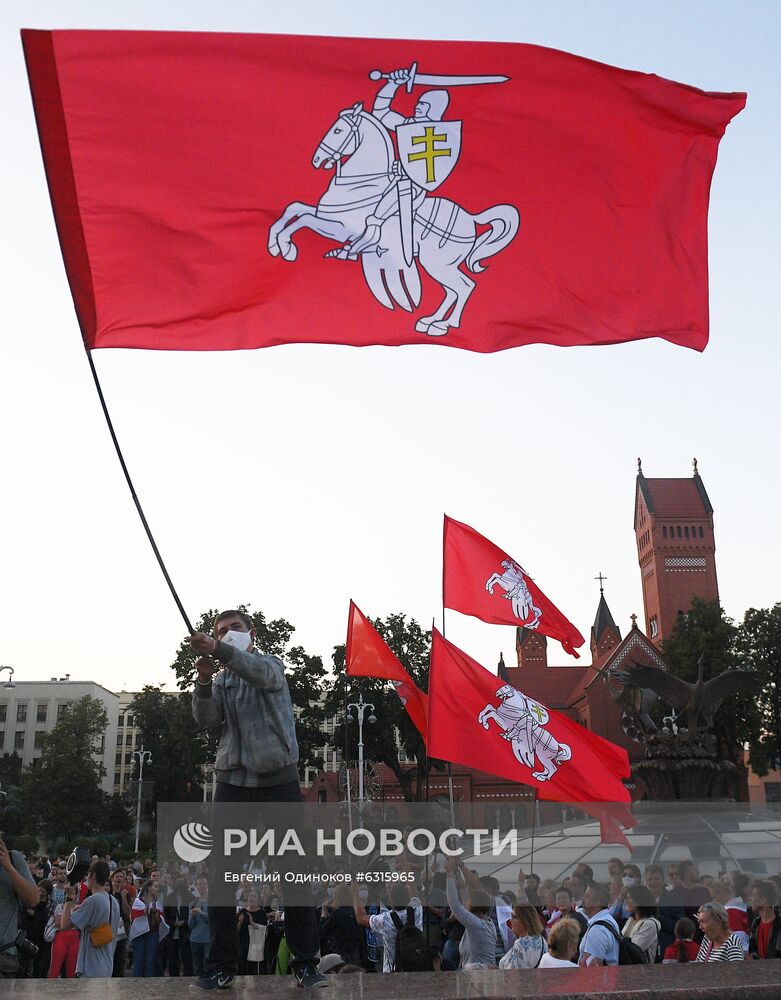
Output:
top-left (622, 875), bottom-right (637, 887)
top-left (221, 629), bottom-right (252, 651)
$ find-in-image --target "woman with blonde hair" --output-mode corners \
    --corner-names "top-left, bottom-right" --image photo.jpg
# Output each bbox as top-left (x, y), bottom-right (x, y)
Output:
top-left (539, 917), bottom-right (580, 968)
top-left (498, 905), bottom-right (546, 969)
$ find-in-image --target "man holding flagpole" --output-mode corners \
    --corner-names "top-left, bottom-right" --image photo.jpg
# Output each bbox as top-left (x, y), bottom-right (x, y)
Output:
top-left (190, 611), bottom-right (326, 991)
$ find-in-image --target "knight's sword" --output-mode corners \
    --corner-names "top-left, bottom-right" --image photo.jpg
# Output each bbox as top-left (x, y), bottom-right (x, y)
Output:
top-left (369, 62), bottom-right (508, 92)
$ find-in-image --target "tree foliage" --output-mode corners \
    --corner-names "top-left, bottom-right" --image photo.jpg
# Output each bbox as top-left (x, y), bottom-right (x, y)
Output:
top-left (18, 696), bottom-right (110, 843)
top-left (321, 613), bottom-right (437, 801)
top-left (662, 599), bottom-right (762, 766)
top-left (735, 603), bottom-right (781, 776)
top-left (169, 605), bottom-right (327, 777)
top-left (128, 687), bottom-right (211, 813)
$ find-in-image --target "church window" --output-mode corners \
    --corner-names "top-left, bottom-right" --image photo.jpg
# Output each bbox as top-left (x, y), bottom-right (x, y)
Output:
top-left (698, 526), bottom-right (704, 538)
top-left (676, 526), bottom-right (682, 538)
top-left (684, 526), bottom-right (689, 539)
top-left (650, 616), bottom-right (659, 638)
top-left (662, 526), bottom-right (667, 538)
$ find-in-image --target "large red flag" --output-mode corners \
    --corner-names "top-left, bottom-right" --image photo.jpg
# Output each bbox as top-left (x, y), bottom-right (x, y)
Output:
top-left (22, 30), bottom-right (743, 353)
top-left (346, 601), bottom-right (428, 740)
top-left (443, 516), bottom-right (584, 657)
top-left (427, 630), bottom-right (630, 804)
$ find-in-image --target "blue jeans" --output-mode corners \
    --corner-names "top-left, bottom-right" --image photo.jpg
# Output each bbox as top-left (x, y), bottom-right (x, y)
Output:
top-left (192, 941), bottom-right (210, 978)
top-left (132, 930), bottom-right (159, 977)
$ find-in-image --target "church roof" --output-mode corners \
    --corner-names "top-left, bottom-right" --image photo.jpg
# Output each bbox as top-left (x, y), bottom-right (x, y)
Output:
top-left (636, 474), bottom-right (713, 521)
top-left (592, 594), bottom-right (620, 644)
top-left (517, 629), bottom-right (548, 648)
top-left (505, 665), bottom-right (587, 710)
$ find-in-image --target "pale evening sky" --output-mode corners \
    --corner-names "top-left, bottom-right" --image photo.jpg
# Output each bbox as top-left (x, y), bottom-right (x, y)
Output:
top-left (1, 1), bottom-right (778, 694)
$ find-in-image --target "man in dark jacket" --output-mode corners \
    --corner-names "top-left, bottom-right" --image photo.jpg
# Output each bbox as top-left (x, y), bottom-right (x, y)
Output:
top-left (163, 874), bottom-right (195, 976)
top-left (190, 610), bottom-right (324, 990)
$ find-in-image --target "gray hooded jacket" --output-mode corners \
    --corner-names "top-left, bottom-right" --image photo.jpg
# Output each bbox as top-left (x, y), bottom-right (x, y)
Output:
top-left (192, 643), bottom-right (299, 782)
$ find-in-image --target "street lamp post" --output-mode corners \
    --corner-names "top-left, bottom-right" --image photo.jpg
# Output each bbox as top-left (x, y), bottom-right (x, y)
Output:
top-left (131, 748), bottom-right (153, 854)
top-left (346, 694), bottom-right (376, 821)
top-left (0, 667), bottom-right (15, 689)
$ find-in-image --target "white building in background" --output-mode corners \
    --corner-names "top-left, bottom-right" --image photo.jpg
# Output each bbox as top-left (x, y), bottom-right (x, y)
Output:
top-left (0, 678), bottom-right (119, 794)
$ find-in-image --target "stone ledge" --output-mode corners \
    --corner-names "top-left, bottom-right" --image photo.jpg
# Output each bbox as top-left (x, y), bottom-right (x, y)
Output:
top-left (2, 964), bottom-right (780, 999)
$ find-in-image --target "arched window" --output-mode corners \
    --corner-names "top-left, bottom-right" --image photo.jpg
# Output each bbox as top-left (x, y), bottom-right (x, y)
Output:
top-left (677, 526), bottom-right (682, 538)
top-left (662, 526), bottom-right (667, 538)
top-left (699, 526), bottom-right (704, 538)
top-left (684, 526), bottom-right (690, 539)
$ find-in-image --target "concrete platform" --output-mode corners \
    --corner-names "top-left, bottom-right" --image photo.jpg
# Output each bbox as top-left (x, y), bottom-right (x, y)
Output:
top-left (1, 964), bottom-right (781, 1000)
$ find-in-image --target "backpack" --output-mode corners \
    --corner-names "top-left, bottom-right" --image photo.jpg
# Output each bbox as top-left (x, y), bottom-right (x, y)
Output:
top-left (389, 907), bottom-right (432, 972)
top-left (593, 920), bottom-right (648, 965)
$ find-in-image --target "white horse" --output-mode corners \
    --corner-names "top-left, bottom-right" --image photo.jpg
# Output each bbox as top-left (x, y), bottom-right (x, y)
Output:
top-left (486, 560), bottom-right (542, 628)
top-left (478, 685), bottom-right (571, 782)
top-left (268, 103), bottom-right (520, 337)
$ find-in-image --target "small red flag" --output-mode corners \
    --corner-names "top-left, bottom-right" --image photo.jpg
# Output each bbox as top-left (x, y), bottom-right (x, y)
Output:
top-left (346, 601), bottom-right (428, 740)
top-left (22, 29), bottom-right (744, 353)
top-left (427, 630), bottom-right (630, 804)
top-left (443, 516), bottom-right (585, 657)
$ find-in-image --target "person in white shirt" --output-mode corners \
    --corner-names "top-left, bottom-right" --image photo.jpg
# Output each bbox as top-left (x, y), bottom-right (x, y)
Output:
top-left (353, 881), bottom-right (423, 972)
top-left (540, 917), bottom-right (581, 969)
top-left (622, 885), bottom-right (660, 964)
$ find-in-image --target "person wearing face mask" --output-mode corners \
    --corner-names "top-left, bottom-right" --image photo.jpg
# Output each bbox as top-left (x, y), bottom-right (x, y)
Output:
top-left (190, 610), bottom-right (324, 991)
top-left (609, 864), bottom-right (642, 929)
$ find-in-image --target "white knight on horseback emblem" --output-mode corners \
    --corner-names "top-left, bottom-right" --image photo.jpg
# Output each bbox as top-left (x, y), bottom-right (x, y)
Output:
top-left (268, 61), bottom-right (520, 338)
top-left (478, 684), bottom-right (571, 782)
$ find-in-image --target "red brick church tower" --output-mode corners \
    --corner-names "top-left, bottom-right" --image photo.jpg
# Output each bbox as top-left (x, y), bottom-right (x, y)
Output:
top-left (634, 459), bottom-right (719, 646)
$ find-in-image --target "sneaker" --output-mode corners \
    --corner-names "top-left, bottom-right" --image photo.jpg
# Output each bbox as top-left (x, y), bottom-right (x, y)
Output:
top-left (294, 965), bottom-right (329, 988)
top-left (191, 971), bottom-right (236, 991)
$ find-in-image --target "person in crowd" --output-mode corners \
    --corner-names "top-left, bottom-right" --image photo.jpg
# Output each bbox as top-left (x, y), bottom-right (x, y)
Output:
top-left (498, 905), bottom-right (546, 969)
top-left (48, 882), bottom-right (81, 979)
top-left (24, 879), bottom-right (52, 978)
top-left (644, 864), bottom-right (684, 959)
top-left (622, 885), bottom-right (660, 964)
top-left (50, 866), bottom-right (68, 909)
top-left (238, 888), bottom-right (268, 975)
top-left (0, 835), bottom-right (38, 979)
top-left (353, 876), bottom-right (424, 972)
top-left (676, 862), bottom-right (711, 921)
top-left (163, 872), bottom-right (194, 976)
top-left (695, 901), bottom-right (746, 962)
top-left (748, 881), bottom-right (781, 960)
top-left (578, 884), bottom-right (620, 967)
top-left (319, 883), bottom-right (361, 966)
top-left (478, 874), bottom-right (513, 962)
top-left (566, 872), bottom-right (588, 911)
top-left (58, 860), bottom-right (120, 979)
top-left (710, 876), bottom-right (749, 953)
top-left (189, 875), bottom-right (211, 978)
top-left (422, 872), bottom-right (448, 951)
top-left (443, 859), bottom-right (498, 969)
top-left (317, 953), bottom-right (345, 974)
top-left (546, 887), bottom-right (588, 940)
top-left (539, 917), bottom-right (581, 968)
top-left (573, 863), bottom-right (594, 884)
top-left (607, 858), bottom-right (625, 881)
top-left (520, 872), bottom-right (542, 907)
top-left (609, 863), bottom-right (642, 928)
top-left (607, 874), bottom-right (623, 909)
top-left (663, 917), bottom-right (700, 963)
top-left (110, 869), bottom-right (132, 977)
top-left (190, 610), bottom-right (324, 990)
top-left (130, 878), bottom-right (166, 977)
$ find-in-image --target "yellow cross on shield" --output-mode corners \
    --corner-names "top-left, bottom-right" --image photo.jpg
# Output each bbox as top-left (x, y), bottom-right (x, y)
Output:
top-left (396, 120), bottom-right (462, 192)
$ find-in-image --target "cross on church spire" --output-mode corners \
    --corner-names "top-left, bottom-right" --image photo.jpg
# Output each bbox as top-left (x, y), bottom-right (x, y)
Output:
top-left (595, 571), bottom-right (607, 595)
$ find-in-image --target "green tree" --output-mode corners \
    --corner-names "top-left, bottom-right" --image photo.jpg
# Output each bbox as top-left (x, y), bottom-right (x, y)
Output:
top-left (170, 605), bottom-right (327, 776)
top-left (0, 752), bottom-right (22, 789)
top-left (662, 598), bottom-right (762, 765)
top-left (18, 696), bottom-right (110, 842)
top-left (321, 613), bottom-right (436, 801)
top-left (735, 604), bottom-right (781, 775)
top-left (128, 687), bottom-right (211, 815)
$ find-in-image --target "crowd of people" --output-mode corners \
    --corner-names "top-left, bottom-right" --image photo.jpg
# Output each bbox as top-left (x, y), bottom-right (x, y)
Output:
top-left (4, 845), bottom-right (780, 980)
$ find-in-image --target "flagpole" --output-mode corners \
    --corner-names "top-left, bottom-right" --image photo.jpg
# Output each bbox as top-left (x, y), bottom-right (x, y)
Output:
top-left (529, 790), bottom-right (538, 873)
top-left (83, 349), bottom-right (194, 634)
top-left (438, 610), bottom-right (456, 828)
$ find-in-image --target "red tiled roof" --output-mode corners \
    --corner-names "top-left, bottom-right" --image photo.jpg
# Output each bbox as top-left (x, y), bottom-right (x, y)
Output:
top-left (641, 478), bottom-right (710, 518)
